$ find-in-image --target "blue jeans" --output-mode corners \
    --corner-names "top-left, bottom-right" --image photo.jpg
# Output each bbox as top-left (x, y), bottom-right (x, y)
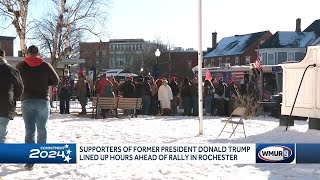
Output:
top-left (142, 95), bottom-right (151, 115)
top-left (22, 99), bottom-right (50, 144)
top-left (205, 96), bottom-right (213, 115)
top-left (0, 117), bottom-right (10, 143)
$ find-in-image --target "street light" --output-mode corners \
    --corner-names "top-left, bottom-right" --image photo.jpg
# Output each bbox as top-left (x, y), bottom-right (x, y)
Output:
top-left (140, 67), bottom-right (144, 75)
top-left (155, 49), bottom-right (161, 62)
top-left (154, 49), bottom-right (161, 79)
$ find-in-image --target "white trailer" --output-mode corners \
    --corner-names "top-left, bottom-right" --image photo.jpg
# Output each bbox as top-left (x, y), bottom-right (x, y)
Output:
top-left (280, 45), bottom-right (320, 129)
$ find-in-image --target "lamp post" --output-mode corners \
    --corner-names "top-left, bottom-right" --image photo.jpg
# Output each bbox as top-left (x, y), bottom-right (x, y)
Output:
top-left (154, 49), bottom-right (161, 79)
top-left (140, 67), bottom-right (144, 76)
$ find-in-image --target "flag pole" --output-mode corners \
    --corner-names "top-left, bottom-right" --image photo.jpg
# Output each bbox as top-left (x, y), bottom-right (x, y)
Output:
top-left (197, 0), bottom-right (204, 135)
top-left (257, 46), bottom-right (263, 100)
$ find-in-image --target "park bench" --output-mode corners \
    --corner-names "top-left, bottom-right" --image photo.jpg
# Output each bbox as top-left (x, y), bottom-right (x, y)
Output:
top-left (91, 97), bottom-right (117, 119)
top-left (91, 97), bottom-right (142, 119)
top-left (117, 97), bottom-right (142, 118)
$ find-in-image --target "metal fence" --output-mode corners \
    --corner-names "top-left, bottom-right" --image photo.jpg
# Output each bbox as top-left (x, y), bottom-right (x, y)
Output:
top-left (16, 94), bottom-right (93, 114)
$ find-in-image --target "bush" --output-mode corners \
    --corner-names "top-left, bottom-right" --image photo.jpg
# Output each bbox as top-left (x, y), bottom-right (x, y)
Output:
top-left (234, 94), bottom-right (262, 119)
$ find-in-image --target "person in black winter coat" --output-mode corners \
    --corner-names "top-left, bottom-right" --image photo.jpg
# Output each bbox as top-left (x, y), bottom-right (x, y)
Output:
top-left (169, 77), bottom-right (179, 115)
top-left (142, 76), bottom-right (152, 115)
top-left (121, 77), bottom-right (135, 98)
top-left (0, 49), bottom-right (24, 143)
top-left (180, 78), bottom-right (192, 116)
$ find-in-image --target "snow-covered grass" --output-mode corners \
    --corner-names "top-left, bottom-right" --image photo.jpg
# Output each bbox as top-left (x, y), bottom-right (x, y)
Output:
top-left (1, 114), bottom-right (320, 180)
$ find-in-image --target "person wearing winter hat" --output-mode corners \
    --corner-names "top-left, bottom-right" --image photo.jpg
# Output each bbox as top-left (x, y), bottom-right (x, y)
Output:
top-left (16, 45), bottom-right (59, 170)
top-left (58, 68), bottom-right (72, 114)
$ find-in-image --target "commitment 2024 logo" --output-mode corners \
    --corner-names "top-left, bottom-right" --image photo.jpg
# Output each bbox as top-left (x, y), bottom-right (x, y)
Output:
top-left (256, 144), bottom-right (295, 163)
top-left (28, 144), bottom-right (75, 163)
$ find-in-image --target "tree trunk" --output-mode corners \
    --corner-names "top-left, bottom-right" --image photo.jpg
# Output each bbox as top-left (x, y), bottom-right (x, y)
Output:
top-left (51, 0), bottom-right (66, 67)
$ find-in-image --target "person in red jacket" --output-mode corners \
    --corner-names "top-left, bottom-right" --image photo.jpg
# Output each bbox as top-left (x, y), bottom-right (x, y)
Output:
top-left (97, 74), bottom-right (114, 118)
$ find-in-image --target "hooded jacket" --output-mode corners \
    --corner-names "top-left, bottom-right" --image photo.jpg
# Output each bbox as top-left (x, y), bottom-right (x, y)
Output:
top-left (16, 55), bottom-right (59, 101)
top-left (0, 56), bottom-right (24, 119)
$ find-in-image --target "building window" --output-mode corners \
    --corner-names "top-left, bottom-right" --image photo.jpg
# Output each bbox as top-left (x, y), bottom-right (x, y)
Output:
top-left (226, 58), bottom-right (230, 64)
top-left (218, 58), bottom-right (222, 66)
top-left (102, 50), bottom-right (106, 57)
top-left (288, 52), bottom-right (294, 61)
top-left (206, 59), bottom-right (211, 67)
top-left (268, 53), bottom-right (275, 65)
top-left (295, 52), bottom-right (305, 61)
top-left (205, 60), bottom-right (209, 67)
top-left (211, 59), bottom-right (214, 67)
top-left (262, 52), bottom-right (267, 65)
top-left (96, 50), bottom-right (99, 57)
top-left (245, 56), bottom-right (250, 64)
top-left (278, 52), bottom-right (287, 64)
top-left (235, 57), bottom-right (239, 65)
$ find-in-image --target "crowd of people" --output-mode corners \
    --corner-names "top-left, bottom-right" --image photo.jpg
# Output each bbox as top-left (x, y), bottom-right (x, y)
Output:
top-left (56, 72), bottom-right (262, 118)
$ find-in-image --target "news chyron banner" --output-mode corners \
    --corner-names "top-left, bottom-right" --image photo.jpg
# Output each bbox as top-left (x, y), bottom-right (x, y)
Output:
top-left (77, 144), bottom-right (255, 164)
top-left (0, 143), bottom-right (319, 164)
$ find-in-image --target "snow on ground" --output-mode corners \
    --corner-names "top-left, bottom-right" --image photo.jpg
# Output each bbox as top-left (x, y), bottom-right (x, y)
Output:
top-left (1, 113), bottom-right (320, 180)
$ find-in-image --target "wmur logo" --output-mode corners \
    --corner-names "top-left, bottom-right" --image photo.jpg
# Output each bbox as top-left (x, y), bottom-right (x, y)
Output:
top-left (256, 144), bottom-right (295, 163)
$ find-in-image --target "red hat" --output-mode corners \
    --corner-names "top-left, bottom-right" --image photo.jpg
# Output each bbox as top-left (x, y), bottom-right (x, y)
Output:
top-left (171, 77), bottom-right (177, 81)
top-left (126, 76), bottom-right (133, 81)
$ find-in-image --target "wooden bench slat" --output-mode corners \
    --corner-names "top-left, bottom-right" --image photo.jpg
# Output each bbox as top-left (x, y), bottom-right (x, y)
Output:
top-left (91, 97), bottom-right (142, 118)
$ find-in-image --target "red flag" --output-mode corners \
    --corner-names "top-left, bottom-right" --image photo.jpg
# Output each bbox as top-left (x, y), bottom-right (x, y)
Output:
top-left (255, 46), bottom-right (262, 71)
top-left (205, 68), bottom-right (212, 81)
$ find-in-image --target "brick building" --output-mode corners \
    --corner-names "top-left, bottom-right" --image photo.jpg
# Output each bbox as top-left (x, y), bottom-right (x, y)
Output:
top-left (80, 39), bottom-right (158, 75)
top-left (0, 36), bottom-right (15, 56)
top-left (157, 50), bottom-right (198, 82)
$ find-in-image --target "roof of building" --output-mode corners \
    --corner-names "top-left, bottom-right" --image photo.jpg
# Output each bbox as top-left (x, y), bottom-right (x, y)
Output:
top-left (260, 31), bottom-right (316, 49)
top-left (204, 31), bottom-right (269, 58)
top-left (109, 39), bottom-right (145, 43)
top-left (304, 19), bottom-right (320, 36)
top-left (0, 36), bottom-right (15, 40)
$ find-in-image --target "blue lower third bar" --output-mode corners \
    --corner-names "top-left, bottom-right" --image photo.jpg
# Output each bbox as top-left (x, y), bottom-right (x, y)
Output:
top-left (296, 143), bottom-right (320, 163)
top-left (0, 144), bottom-right (76, 164)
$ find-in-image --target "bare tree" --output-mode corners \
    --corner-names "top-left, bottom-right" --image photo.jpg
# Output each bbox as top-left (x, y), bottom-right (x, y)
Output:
top-left (30, 0), bottom-right (110, 67)
top-left (0, 0), bottom-right (30, 56)
top-left (124, 40), bottom-right (168, 75)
